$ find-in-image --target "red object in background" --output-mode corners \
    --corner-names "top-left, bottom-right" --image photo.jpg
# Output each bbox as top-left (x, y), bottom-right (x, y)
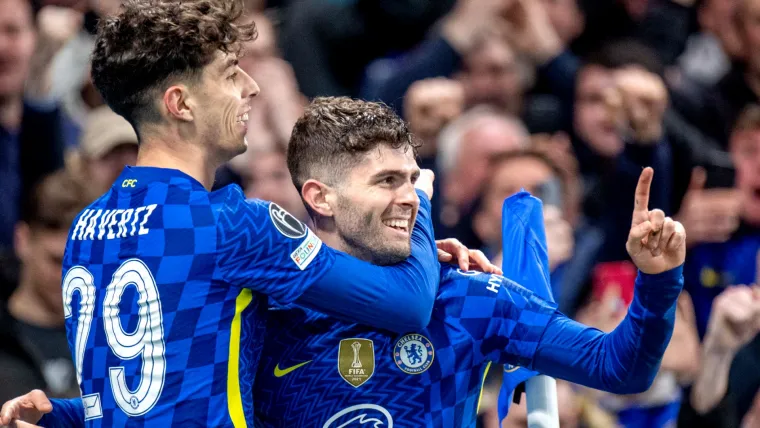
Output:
top-left (592, 261), bottom-right (637, 308)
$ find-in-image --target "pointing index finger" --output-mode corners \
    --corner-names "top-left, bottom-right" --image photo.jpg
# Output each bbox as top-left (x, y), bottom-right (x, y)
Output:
top-left (634, 167), bottom-right (654, 215)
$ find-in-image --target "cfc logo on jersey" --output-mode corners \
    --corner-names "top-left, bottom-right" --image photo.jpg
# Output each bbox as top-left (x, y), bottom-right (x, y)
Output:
top-left (393, 334), bottom-right (434, 374)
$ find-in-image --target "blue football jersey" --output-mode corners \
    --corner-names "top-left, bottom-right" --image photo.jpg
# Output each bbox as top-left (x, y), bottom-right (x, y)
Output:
top-left (253, 265), bottom-right (557, 428)
top-left (61, 166), bottom-right (336, 427)
top-left (684, 230), bottom-right (760, 338)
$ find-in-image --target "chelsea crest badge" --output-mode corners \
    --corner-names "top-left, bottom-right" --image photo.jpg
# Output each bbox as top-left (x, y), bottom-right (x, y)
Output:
top-left (394, 333), bottom-right (434, 374)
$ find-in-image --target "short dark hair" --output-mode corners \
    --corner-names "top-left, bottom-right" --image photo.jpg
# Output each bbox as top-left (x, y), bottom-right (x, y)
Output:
top-left (91, 0), bottom-right (256, 130)
top-left (582, 39), bottom-right (665, 77)
top-left (287, 97), bottom-right (420, 190)
top-left (21, 169), bottom-right (93, 232)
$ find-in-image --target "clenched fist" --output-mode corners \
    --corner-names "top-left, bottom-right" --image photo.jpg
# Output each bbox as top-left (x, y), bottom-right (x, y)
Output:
top-left (404, 78), bottom-right (464, 145)
top-left (613, 67), bottom-right (669, 144)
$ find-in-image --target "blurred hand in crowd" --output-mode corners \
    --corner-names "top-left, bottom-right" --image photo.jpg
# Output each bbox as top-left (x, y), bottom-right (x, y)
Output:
top-left (691, 285), bottom-right (760, 414)
top-left (26, 5), bottom-right (83, 99)
top-left (575, 65), bottom-right (668, 158)
top-left (499, 0), bottom-right (563, 64)
top-left (675, 167), bottom-right (742, 247)
top-left (613, 67), bottom-right (669, 144)
top-left (404, 78), bottom-right (464, 156)
top-left (704, 285), bottom-right (760, 354)
top-left (537, 0), bottom-right (584, 45)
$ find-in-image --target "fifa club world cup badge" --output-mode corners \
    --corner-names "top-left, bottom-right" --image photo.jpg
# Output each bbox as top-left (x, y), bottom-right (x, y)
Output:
top-left (394, 334), bottom-right (434, 374)
top-left (338, 338), bottom-right (375, 388)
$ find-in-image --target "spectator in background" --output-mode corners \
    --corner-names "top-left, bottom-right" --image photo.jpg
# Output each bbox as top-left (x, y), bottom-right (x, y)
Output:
top-left (435, 106), bottom-right (530, 247)
top-left (0, 169), bottom-right (90, 403)
top-left (473, 149), bottom-right (603, 315)
top-left (676, 0), bottom-right (760, 149)
top-left (680, 285), bottom-right (760, 428)
top-left (678, 104), bottom-right (760, 426)
top-left (66, 105), bottom-right (138, 195)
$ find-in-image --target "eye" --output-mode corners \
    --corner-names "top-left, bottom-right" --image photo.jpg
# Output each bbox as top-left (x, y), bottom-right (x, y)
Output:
top-left (229, 72), bottom-right (238, 81)
top-left (383, 176), bottom-right (396, 185)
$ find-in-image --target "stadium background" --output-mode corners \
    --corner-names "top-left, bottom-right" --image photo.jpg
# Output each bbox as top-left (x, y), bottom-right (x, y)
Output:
top-left (0, 0), bottom-right (759, 426)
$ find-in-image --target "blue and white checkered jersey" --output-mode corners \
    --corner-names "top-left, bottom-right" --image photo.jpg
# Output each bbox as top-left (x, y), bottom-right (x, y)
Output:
top-left (253, 264), bottom-right (557, 428)
top-left (60, 166), bottom-right (337, 427)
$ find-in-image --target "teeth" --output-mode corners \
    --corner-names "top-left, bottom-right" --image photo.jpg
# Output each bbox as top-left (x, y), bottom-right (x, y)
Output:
top-left (383, 219), bottom-right (408, 230)
top-left (237, 113), bottom-right (249, 123)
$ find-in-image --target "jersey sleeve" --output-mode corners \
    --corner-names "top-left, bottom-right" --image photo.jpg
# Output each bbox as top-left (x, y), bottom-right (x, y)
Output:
top-left (216, 186), bottom-right (440, 332)
top-left (531, 265), bottom-right (684, 394)
top-left (37, 398), bottom-right (84, 428)
top-left (437, 267), bottom-right (557, 367)
top-left (215, 186), bottom-right (335, 304)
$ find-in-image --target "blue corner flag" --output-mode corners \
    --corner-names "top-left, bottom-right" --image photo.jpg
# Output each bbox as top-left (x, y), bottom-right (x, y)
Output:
top-left (497, 191), bottom-right (556, 422)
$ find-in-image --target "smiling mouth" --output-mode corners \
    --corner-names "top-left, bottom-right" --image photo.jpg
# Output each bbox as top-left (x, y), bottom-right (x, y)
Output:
top-left (236, 112), bottom-right (249, 123)
top-left (382, 219), bottom-right (410, 234)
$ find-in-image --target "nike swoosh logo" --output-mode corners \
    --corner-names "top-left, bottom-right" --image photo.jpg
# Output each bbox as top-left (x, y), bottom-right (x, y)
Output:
top-left (274, 360), bottom-right (312, 377)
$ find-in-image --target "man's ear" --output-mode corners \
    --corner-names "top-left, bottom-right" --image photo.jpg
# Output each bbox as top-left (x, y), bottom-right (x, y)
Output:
top-left (163, 85), bottom-right (194, 122)
top-left (13, 222), bottom-right (32, 262)
top-left (301, 179), bottom-right (335, 218)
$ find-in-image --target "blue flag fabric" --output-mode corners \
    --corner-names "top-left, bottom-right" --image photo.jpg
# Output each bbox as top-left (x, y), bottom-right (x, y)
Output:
top-left (497, 191), bottom-right (556, 422)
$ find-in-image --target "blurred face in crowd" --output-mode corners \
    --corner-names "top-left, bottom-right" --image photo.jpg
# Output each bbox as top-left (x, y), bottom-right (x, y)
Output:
top-left (739, 0), bottom-right (760, 72)
top-left (447, 117), bottom-right (528, 208)
top-left (243, 149), bottom-right (308, 223)
top-left (731, 128), bottom-right (760, 225)
top-left (0, 0), bottom-right (35, 99)
top-left (86, 143), bottom-right (138, 193)
top-left (474, 154), bottom-right (558, 247)
top-left (459, 38), bottom-right (522, 115)
top-left (14, 225), bottom-right (68, 319)
top-left (574, 65), bottom-right (624, 158)
top-left (325, 143), bottom-right (420, 266)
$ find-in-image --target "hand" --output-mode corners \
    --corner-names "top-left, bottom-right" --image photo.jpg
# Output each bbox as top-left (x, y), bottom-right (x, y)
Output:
top-left (404, 78), bottom-right (464, 144)
top-left (675, 167), bottom-right (742, 247)
top-left (626, 167), bottom-right (686, 274)
top-left (436, 238), bottom-right (503, 274)
top-left (613, 67), bottom-right (669, 143)
top-left (441, 0), bottom-right (511, 53)
top-left (415, 169), bottom-right (435, 200)
top-left (544, 205), bottom-right (574, 270)
top-left (703, 286), bottom-right (760, 354)
top-left (0, 390), bottom-right (51, 427)
top-left (499, 0), bottom-right (563, 64)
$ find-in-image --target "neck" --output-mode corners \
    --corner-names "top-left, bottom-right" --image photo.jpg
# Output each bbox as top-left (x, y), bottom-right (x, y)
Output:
top-left (0, 95), bottom-right (23, 131)
top-left (137, 134), bottom-right (220, 190)
top-left (8, 280), bottom-right (63, 328)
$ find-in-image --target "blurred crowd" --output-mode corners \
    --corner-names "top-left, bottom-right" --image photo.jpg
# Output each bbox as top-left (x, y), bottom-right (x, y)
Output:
top-left (0, 0), bottom-right (760, 427)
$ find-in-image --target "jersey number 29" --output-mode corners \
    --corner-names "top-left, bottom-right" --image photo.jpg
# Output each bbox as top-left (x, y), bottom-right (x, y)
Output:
top-left (62, 258), bottom-right (166, 419)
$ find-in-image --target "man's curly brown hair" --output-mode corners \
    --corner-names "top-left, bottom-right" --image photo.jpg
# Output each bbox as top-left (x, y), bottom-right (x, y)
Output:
top-left (91, 0), bottom-right (257, 130)
top-left (287, 97), bottom-right (420, 191)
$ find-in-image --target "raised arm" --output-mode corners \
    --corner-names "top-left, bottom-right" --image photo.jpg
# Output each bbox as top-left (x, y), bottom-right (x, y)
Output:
top-left (532, 167), bottom-right (687, 393)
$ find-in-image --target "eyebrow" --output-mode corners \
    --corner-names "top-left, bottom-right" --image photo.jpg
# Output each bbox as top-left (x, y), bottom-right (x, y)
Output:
top-left (369, 168), bottom-right (421, 179)
top-left (224, 57), bottom-right (239, 71)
